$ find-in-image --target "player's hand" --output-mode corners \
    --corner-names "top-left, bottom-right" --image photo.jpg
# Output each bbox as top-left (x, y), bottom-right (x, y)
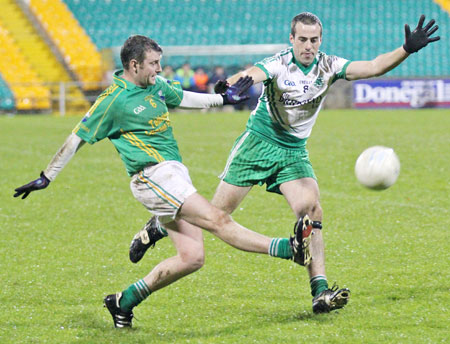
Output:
top-left (222, 76), bottom-right (254, 105)
top-left (403, 14), bottom-right (440, 54)
top-left (14, 172), bottom-right (50, 199)
top-left (214, 80), bottom-right (230, 94)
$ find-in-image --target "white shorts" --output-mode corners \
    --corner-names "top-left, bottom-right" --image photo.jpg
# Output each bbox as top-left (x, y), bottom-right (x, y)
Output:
top-left (130, 161), bottom-right (197, 224)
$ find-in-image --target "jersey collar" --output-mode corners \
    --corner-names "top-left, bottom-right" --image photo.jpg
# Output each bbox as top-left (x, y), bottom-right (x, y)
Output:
top-left (290, 48), bottom-right (318, 75)
top-left (113, 69), bottom-right (140, 90)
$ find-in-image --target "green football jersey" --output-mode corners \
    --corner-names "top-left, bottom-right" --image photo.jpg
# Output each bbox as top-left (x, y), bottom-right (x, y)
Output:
top-left (248, 48), bottom-right (350, 148)
top-left (73, 70), bottom-right (184, 176)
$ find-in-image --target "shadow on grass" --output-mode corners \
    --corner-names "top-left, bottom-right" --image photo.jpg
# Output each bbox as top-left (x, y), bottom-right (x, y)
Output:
top-left (65, 305), bottom-right (341, 342)
top-left (66, 310), bottom-right (113, 330)
top-left (136, 308), bottom-right (338, 342)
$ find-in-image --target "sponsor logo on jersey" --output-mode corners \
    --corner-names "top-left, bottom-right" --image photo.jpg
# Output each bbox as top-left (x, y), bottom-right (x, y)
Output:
top-left (133, 105), bottom-right (146, 114)
top-left (279, 93), bottom-right (323, 107)
top-left (158, 90), bottom-right (165, 101)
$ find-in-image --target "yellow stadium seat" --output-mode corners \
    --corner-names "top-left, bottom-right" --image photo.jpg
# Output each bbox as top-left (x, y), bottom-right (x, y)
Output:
top-left (29, 0), bottom-right (103, 91)
top-left (0, 21), bottom-right (51, 111)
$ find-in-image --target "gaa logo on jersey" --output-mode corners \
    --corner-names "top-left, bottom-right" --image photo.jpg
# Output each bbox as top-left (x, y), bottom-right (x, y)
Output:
top-left (284, 80), bottom-right (296, 86)
top-left (133, 105), bottom-right (146, 114)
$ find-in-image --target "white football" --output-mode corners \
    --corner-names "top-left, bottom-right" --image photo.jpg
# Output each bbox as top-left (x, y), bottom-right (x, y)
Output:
top-left (355, 146), bottom-right (400, 190)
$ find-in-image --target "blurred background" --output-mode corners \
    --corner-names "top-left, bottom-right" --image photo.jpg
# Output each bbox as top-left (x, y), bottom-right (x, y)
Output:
top-left (0, 0), bottom-right (448, 115)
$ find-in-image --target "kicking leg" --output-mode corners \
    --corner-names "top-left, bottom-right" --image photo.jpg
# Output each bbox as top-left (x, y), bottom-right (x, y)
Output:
top-left (129, 180), bottom-right (252, 263)
top-left (179, 191), bottom-right (272, 253)
top-left (180, 191), bottom-right (303, 261)
top-left (212, 181), bottom-right (297, 260)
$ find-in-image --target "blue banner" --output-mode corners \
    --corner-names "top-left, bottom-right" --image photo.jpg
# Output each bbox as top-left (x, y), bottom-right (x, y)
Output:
top-left (353, 79), bottom-right (450, 109)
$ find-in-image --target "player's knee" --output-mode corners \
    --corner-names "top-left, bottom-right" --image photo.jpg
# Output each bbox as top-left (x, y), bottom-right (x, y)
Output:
top-left (204, 206), bottom-right (232, 234)
top-left (179, 247), bottom-right (205, 272)
top-left (296, 201), bottom-right (322, 221)
top-left (214, 209), bottom-right (233, 232)
top-left (310, 201), bottom-right (322, 220)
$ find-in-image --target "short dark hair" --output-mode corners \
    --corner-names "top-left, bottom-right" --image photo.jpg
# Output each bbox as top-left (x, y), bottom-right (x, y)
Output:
top-left (120, 35), bottom-right (162, 70)
top-left (290, 12), bottom-right (323, 37)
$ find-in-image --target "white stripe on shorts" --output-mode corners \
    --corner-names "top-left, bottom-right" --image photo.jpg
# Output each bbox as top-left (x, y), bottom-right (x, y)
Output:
top-left (219, 131), bottom-right (250, 180)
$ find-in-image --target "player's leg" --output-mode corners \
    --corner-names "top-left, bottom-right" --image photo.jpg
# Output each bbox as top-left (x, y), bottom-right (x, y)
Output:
top-left (211, 180), bottom-right (251, 214)
top-left (141, 219), bottom-right (204, 291)
top-left (105, 219), bottom-right (204, 328)
top-left (179, 191), bottom-right (273, 253)
top-left (279, 178), bottom-right (324, 277)
top-left (210, 180), bottom-right (296, 261)
top-left (280, 178), bottom-right (350, 313)
top-left (180, 191), bottom-right (302, 261)
top-left (128, 180), bottom-right (251, 263)
top-left (128, 161), bottom-right (253, 262)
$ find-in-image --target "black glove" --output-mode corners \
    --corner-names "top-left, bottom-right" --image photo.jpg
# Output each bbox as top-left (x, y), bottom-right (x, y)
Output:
top-left (14, 172), bottom-right (50, 199)
top-left (403, 14), bottom-right (440, 54)
top-left (213, 79), bottom-right (230, 94)
top-left (222, 76), bottom-right (254, 105)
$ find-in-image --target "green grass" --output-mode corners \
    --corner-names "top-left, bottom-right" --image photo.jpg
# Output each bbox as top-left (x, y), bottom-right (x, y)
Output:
top-left (0, 109), bottom-right (449, 343)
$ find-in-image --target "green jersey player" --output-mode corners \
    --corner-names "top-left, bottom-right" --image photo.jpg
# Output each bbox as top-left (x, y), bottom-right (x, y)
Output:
top-left (130, 12), bottom-right (440, 314)
top-left (13, 35), bottom-right (317, 329)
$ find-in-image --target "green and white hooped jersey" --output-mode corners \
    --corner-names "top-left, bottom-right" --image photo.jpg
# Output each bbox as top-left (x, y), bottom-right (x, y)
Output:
top-left (249, 48), bottom-right (351, 148)
top-left (73, 70), bottom-right (184, 176)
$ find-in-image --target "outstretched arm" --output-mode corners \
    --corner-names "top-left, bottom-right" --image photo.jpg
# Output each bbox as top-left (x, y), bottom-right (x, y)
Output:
top-left (14, 133), bottom-right (84, 199)
top-left (212, 65), bottom-right (266, 95)
top-left (43, 133), bottom-right (85, 181)
top-left (346, 47), bottom-right (409, 80)
top-left (346, 15), bottom-right (440, 81)
top-left (226, 66), bottom-right (267, 86)
top-left (180, 76), bottom-right (254, 108)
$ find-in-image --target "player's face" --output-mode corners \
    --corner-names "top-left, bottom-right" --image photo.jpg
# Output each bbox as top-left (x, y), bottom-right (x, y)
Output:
top-left (134, 50), bottom-right (162, 87)
top-left (289, 22), bottom-right (322, 66)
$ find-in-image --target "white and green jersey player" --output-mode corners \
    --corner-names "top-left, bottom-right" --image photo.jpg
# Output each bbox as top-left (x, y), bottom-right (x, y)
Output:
top-left (213, 11), bottom-right (438, 311)
top-left (251, 48), bottom-right (349, 147)
top-left (220, 47), bottom-right (350, 193)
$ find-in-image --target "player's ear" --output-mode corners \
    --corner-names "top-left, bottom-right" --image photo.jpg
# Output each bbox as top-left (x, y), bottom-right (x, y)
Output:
top-left (289, 34), bottom-right (295, 45)
top-left (129, 59), bottom-right (138, 73)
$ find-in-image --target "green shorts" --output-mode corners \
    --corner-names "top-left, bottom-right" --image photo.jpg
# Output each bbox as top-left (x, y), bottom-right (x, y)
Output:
top-left (219, 130), bottom-right (316, 194)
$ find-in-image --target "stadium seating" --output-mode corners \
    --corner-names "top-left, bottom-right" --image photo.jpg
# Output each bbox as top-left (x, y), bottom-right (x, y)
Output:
top-left (63, 0), bottom-right (450, 77)
top-left (0, 74), bottom-right (14, 111)
top-left (0, 22), bottom-right (51, 110)
top-left (0, 0), bottom-right (89, 112)
top-left (29, 0), bottom-right (103, 91)
top-left (434, 0), bottom-right (450, 13)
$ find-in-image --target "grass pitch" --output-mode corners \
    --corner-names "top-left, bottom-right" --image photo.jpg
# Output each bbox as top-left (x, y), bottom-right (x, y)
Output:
top-left (0, 109), bottom-right (449, 343)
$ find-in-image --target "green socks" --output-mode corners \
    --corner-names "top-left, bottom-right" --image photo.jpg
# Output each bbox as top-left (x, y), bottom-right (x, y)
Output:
top-left (119, 279), bottom-right (152, 312)
top-left (268, 239), bottom-right (328, 297)
top-left (310, 275), bottom-right (328, 297)
top-left (268, 238), bottom-right (293, 259)
top-left (158, 223), bottom-right (168, 237)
